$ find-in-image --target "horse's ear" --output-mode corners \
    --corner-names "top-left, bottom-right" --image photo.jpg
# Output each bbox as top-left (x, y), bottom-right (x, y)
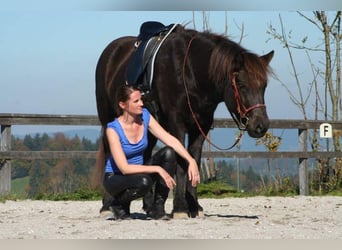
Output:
top-left (260, 50), bottom-right (274, 65)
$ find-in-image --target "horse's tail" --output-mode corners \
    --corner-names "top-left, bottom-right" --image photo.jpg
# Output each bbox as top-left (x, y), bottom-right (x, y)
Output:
top-left (90, 128), bottom-right (107, 190)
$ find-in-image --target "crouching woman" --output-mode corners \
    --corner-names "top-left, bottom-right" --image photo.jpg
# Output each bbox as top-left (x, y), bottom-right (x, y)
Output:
top-left (103, 85), bottom-right (200, 220)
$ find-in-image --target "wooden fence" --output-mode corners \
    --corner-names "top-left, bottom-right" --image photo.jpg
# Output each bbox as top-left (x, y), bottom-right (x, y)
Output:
top-left (1, 113), bottom-right (342, 196)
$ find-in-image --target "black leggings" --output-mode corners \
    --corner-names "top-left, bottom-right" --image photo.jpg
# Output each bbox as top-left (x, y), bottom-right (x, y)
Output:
top-left (102, 146), bottom-right (177, 210)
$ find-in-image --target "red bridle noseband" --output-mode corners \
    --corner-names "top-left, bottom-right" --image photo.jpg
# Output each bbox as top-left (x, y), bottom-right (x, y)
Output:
top-left (230, 72), bottom-right (266, 131)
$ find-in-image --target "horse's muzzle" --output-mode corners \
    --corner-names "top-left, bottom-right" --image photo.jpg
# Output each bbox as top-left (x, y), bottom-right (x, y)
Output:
top-left (247, 116), bottom-right (269, 138)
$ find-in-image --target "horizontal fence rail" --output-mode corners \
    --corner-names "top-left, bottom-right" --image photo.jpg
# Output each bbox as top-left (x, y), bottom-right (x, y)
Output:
top-left (1, 150), bottom-right (342, 160)
top-left (1, 113), bottom-right (342, 196)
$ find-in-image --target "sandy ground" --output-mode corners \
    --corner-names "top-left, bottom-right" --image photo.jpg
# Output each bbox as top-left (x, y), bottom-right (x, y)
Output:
top-left (0, 196), bottom-right (341, 239)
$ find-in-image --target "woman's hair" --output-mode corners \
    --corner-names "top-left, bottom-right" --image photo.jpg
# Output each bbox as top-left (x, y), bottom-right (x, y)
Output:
top-left (114, 85), bottom-right (141, 116)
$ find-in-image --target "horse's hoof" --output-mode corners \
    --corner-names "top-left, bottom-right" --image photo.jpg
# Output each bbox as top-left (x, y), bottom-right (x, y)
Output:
top-left (197, 210), bottom-right (205, 218)
top-left (189, 211), bottom-right (202, 218)
top-left (172, 212), bottom-right (189, 219)
top-left (188, 210), bottom-right (205, 218)
top-left (99, 210), bottom-right (114, 220)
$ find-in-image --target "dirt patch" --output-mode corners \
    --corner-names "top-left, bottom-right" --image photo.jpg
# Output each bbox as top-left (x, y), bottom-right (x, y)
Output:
top-left (0, 196), bottom-right (341, 239)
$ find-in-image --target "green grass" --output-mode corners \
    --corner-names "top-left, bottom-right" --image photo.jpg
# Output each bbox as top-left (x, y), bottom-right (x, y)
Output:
top-left (34, 188), bottom-right (102, 201)
top-left (197, 181), bottom-right (251, 198)
top-left (2, 177), bottom-right (340, 202)
top-left (11, 176), bottom-right (29, 198)
top-left (0, 177), bottom-right (29, 202)
top-left (311, 189), bottom-right (342, 196)
top-left (7, 176), bottom-right (102, 201)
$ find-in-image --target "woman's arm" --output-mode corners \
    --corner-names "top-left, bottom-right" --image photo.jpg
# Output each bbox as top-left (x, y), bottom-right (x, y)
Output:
top-left (106, 128), bottom-right (176, 189)
top-left (147, 115), bottom-right (200, 187)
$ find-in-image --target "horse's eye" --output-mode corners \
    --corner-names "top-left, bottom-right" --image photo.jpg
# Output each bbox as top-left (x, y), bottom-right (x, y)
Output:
top-left (237, 80), bottom-right (247, 90)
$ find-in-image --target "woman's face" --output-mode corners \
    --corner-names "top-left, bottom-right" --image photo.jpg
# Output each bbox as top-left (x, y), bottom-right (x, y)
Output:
top-left (121, 90), bottom-right (144, 115)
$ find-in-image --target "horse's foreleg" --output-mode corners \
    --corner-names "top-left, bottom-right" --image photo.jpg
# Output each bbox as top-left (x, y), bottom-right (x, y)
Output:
top-left (186, 184), bottom-right (203, 218)
top-left (186, 136), bottom-right (205, 218)
top-left (172, 158), bottom-right (189, 219)
top-left (185, 159), bottom-right (204, 218)
top-left (173, 149), bottom-right (204, 218)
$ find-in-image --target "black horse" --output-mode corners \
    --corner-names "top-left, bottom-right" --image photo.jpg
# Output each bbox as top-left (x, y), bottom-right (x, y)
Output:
top-left (94, 23), bottom-right (274, 218)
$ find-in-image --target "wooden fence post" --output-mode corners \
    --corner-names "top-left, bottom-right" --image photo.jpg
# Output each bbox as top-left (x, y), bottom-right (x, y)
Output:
top-left (298, 128), bottom-right (309, 195)
top-left (0, 125), bottom-right (11, 195)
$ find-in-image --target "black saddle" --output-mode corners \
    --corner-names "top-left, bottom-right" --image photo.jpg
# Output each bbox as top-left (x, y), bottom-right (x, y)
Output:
top-left (125, 21), bottom-right (176, 93)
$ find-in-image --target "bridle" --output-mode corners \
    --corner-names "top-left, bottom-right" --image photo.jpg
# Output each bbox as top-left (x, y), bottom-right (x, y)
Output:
top-left (182, 36), bottom-right (266, 150)
top-left (229, 72), bottom-right (266, 131)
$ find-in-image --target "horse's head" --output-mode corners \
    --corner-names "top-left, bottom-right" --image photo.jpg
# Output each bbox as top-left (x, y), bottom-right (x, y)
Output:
top-left (223, 50), bottom-right (274, 138)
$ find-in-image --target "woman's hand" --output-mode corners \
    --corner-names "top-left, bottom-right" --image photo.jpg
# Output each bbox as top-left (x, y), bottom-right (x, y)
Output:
top-left (158, 168), bottom-right (176, 189)
top-left (188, 158), bottom-right (200, 187)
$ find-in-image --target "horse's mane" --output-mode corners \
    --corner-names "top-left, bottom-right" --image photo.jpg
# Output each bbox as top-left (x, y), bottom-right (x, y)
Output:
top-left (205, 32), bottom-right (271, 87)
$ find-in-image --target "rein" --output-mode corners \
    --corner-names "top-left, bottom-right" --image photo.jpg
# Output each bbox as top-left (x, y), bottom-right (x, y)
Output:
top-left (182, 36), bottom-right (265, 151)
top-left (182, 36), bottom-right (242, 150)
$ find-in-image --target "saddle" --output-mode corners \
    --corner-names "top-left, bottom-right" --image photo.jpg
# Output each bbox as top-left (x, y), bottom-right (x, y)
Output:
top-left (125, 21), bottom-right (178, 94)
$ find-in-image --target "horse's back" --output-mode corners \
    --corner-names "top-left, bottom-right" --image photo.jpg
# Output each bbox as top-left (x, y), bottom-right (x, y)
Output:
top-left (95, 36), bottom-right (136, 126)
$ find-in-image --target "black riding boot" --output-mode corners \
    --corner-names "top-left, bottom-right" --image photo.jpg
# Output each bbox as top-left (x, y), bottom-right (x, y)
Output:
top-left (142, 188), bottom-right (154, 213)
top-left (144, 146), bottom-right (177, 220)
top-left (100, 191), bottom-right (114, 213)
top-left (112, 188), bottom-right (147, 220)
top-left (109, 198), bottom-right (131, 220)
top-left (147, 184), bottom-right (170, 219)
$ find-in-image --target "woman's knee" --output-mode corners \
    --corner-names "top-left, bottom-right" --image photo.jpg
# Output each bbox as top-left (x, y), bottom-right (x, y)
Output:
top-left (160, 146), bottom-right (176, 162)
top-left (137, 175), bottom-right (153, 192)
top-left (158, 146), bottom-right (177, 175)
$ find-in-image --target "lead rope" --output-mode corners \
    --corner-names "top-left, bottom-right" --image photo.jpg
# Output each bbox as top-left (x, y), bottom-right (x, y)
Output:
top-left (182, 35), bottom-right (243, 151)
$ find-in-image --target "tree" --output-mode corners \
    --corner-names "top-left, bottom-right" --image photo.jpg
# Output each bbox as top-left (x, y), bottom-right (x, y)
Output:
top-left (267, 11), bottom-right (341, 124)
top-left (244, 166), bottom-right (259, 191)
top-left (11, 136), bottom-right (30, 178)
top-left (12, 132), bottom-right (99, 197)
top-left (267, 11), bottom-right (341, 191)
top-left (28, 160), bottom-right (50, 197)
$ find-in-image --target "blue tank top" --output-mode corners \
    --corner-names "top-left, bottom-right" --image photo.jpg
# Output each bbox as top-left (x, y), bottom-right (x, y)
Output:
top-left (105, 108), bottom-right (150, 174)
